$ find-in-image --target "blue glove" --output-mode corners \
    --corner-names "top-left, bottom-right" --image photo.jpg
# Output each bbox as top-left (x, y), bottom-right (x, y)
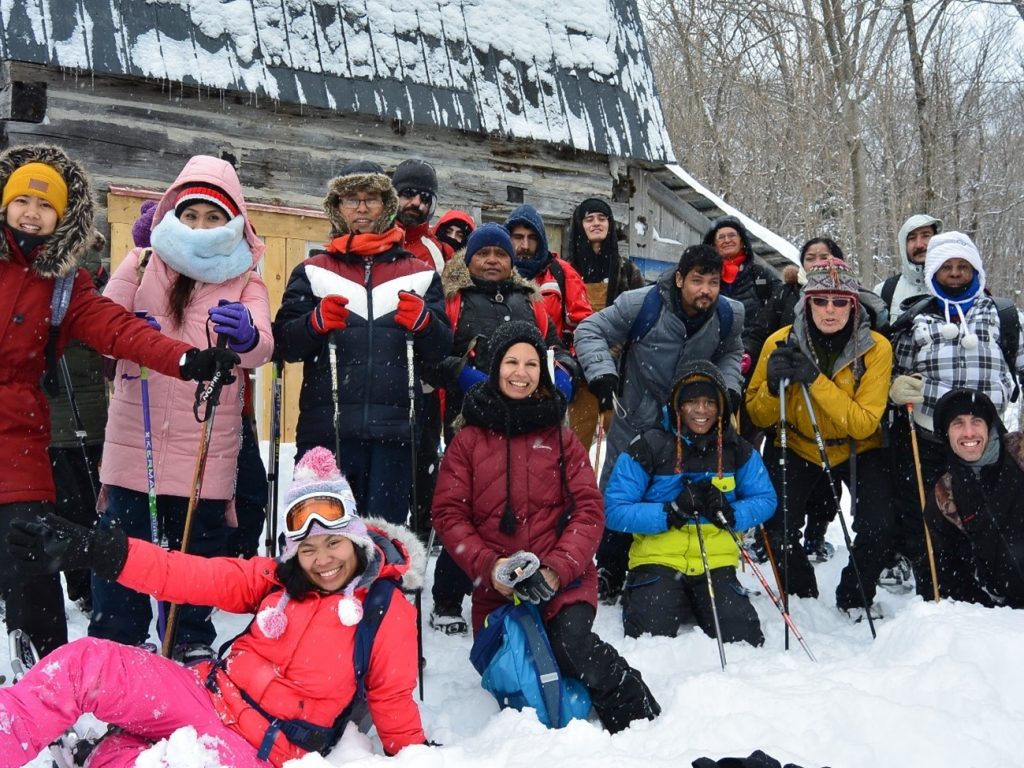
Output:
top-left (457, 364), bottom-right (487, 393)
top-left (554, 366), bottom-right (574, 401)
top-left (134, 310), bottom-right (161, 332)
top-left (209, 300), bottom-right (258, 353)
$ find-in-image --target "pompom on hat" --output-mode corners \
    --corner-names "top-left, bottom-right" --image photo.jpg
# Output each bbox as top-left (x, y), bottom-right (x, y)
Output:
top-left (257, 448), bottom-right (377, 638)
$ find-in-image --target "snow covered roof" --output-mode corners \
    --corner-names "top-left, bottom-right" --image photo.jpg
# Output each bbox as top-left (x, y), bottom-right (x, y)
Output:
top-left (660, 164), bottom-right (800, 266)
top-left (0, 0), bottom-right (674, 164)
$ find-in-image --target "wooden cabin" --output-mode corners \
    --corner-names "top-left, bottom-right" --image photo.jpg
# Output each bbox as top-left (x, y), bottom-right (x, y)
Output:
top-left (1, 0), bottom-right (794, 439)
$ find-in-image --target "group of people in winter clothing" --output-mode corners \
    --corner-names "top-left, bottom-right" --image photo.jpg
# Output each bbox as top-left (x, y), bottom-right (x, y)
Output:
top-left (2, 133), bottom-right (1022, 767)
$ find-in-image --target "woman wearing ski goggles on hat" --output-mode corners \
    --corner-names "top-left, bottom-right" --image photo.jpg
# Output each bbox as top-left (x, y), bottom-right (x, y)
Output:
top-left (0, 447), bottom-right (428, 767)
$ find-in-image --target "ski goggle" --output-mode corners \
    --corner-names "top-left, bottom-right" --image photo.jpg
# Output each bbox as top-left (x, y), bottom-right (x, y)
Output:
top-left (284, 492), bottom-right (356, 541)
top-left (809, 296), bottom-right (853, 308)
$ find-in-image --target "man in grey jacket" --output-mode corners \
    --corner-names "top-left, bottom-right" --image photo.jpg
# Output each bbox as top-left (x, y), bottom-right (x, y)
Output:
top-left (875, 214), bottom-right (943, 318)
top-left (574, 244), bottom-right (744, 601)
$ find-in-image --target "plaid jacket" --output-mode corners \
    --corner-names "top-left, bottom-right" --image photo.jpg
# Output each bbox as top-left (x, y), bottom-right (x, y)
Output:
top-left (892, 296), bottom-right (1024, 427)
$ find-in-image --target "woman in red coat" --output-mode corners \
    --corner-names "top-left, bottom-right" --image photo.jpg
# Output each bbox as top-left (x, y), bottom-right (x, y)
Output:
top-left (431, 320), bottom-right (660, 734)
top-left (0, 144), bottom-right (238, 657)
top-left (0, 448), bottom-right (426, 767)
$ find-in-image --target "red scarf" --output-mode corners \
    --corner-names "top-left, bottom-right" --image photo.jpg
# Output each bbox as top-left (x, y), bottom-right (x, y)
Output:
top-left (324, 227), bottom-right (403, 258)
top-left (721, 253), bottom-right (746, 284)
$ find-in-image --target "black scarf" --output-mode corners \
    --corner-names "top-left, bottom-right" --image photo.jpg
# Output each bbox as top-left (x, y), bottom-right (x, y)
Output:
top-left (808, 315), bottom-right (854, 376)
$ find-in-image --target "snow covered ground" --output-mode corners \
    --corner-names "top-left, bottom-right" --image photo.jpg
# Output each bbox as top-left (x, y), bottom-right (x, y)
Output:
top-left (8, 444), bottom-right (1024, 767)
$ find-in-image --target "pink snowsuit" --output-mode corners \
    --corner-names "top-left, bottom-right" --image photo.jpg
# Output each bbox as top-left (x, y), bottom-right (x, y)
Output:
top-left (0, 637), bottom-right (271, 768)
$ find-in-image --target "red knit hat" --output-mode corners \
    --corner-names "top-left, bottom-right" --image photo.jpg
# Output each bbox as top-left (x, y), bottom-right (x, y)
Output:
top-left (173, 184), bottom-right (240, 220)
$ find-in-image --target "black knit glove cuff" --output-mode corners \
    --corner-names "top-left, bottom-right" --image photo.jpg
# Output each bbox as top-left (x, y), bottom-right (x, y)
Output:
top-left (92, 527), bottom-right (130, 582)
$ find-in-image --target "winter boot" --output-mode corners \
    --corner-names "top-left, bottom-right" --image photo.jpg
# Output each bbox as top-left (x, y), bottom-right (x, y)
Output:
top-left (878, 554), bottom-right (914, 593)
top-left (172, 642), bottom-right (216, 665)
top-left (803, 538), bottom-right (835, 563)
top-left (429, 599), bottom-right (468, 635)
top-left (597, 566), bottom-right (624, 606)
top-left (840, 604), bottom-right (884, 623)
top-left (49, 722), bottom-right (115, 767)
top-left (592, 667), bottom-right (661, 734)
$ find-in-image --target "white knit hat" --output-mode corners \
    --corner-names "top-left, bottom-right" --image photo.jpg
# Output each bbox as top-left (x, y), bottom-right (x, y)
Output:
top-left (924, 231), bottom-right (985, 349)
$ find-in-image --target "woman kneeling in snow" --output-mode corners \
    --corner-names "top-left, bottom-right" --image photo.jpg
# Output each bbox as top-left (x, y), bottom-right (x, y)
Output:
top-left (0, 448), bottom-right (426, 767)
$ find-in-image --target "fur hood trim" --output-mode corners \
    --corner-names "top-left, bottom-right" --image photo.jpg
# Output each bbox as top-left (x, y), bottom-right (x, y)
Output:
top-left (323, 171), bottom-right (399, 236)
top-left (440, 249), bottom-right (541, 301)
top-left (366, 518), bottom-right (427, 591)
top-left (0, 144), bottom-right (95, 278)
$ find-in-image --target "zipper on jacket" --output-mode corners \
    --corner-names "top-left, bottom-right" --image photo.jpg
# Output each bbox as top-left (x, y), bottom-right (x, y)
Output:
top-left (362, 258), bottom-right (373, 435)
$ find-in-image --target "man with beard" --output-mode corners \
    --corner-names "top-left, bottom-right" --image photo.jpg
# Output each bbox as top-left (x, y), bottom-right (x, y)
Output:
top-left (392, 158), bottom-right (452, 273)
top-left (392, 158), bottom-right (454, 542)
top-left (575, 244), bottom-right (744, 601)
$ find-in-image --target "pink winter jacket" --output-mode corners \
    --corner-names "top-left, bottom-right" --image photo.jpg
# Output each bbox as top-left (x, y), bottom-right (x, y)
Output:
top-left (100, 156), bottom-right (273, 499)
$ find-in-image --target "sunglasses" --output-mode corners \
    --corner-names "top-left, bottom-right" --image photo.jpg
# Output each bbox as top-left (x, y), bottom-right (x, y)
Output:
top-left (284, 492), bottom-right (355, 541)
top-left (809, 296), bottom-right (853, 308)
top-left (398, 188), bottom-right (434, 205)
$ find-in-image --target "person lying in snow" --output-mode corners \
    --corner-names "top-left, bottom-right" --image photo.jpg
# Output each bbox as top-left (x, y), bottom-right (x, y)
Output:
top-left (0, 447), bottom-right (427, 767)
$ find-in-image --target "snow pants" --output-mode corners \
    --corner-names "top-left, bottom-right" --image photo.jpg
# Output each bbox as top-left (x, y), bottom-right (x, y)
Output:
top-left (89, 485), bottom-right (228, 648)
top-left (545, 602), bottom-right (660, 734)
top-left (621, 564), bottom-right (764, 647)
top-left (0, 637), bottom-right (270, 768)
top-left (0, 501), bottom-right (67, 656)
top-left (49, 443), bottom-right (102, 604)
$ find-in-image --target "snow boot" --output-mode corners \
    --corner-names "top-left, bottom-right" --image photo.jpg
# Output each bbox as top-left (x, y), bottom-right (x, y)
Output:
top-left (803, 538), bottom-right (835, 563)
top-left (592, 667), bottom-right (661, 734)
top-left (878, 554), bottom-right (914, 593)
top-left (429, 600), bottom-right (468, 635)
top-left (840, 604), bottom-right (884, 624)
top-left (597, 566), bottom-right (623, 606)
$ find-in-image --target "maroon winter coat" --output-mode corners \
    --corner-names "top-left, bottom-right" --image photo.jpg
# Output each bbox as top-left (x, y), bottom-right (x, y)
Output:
top-left (432, 422), bottom-right (603, 633)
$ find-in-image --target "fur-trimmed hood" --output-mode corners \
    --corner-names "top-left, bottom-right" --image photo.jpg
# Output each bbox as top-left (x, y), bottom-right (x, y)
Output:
top-left (366, 517), bottom-right (427, 591)
top-left (440, 248), bottom-right (541, 302)
top-left (323, 171), bottom-right (399, 236)
top-left (0, 144), bottom-right (94, 278)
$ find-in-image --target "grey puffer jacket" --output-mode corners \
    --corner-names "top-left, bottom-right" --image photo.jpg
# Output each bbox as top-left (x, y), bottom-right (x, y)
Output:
top-left (574, 269), bottom-right (744, 483)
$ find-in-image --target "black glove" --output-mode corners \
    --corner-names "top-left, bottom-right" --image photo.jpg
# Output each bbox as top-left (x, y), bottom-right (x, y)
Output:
top-left (665, 483), bottom-right (702, 529)
top-left (702, 486), bottom-right (736, 530)
top-left (766, 346), bottom-right (794, 396)
top-left (514, 570), bottom-right (557, 604)
top-left (786, 348), bottom-right (819, 386)
top-left (588, 374), bottom-right (619, 412)
top-left (728, 389), bottom-right (742, 414)
top-left (6, 514), bottom-right (128, 580)
top-left (179, 346), bottom-right (240, 383)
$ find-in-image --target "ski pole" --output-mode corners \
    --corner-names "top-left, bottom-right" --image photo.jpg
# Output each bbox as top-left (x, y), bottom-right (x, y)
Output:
top-left (328, 332), bottom-right (342, 470)
top-left (778, 376), bottom-right (791, 650)
top-left (593, 415), bottom-right (606, 477)
top-left (405, 333), bottom-right (426, 702)
top-left (139, 364), bottom-right (169, 642)
top-left (692, 509), bottom-right (727, 669)
top-left (727, 527), bottom-right (816, 661)
top-left (162, 336), bottom-right (234, 658)
top-left (906, 404), bottom-right (940, 602)
top-left (799, 383), bottom-right (876, 639)
top-left (57, 355), bottom-right (98, 503)
top-left (264, 359), bottom-right (283, 557)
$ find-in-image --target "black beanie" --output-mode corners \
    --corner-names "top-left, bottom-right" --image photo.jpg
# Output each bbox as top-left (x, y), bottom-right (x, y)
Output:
top-left (934, 389), bottom-right (1001, 442)
top-left (392, 158), bottom-right (438, 195)
top-left (486, 320), bottom-right (553, 390)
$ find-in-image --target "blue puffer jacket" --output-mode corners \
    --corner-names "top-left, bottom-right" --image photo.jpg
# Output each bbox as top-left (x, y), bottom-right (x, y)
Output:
top-left (604, 412), bottom-right (775, 576)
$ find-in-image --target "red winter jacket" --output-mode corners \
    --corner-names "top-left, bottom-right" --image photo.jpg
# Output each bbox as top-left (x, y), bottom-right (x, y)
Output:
top-left (0, 245), bottom-right (189, 505)
top-left (533, 256), bottom-right (593, 340)
top-left (432, 423), bottom-right (603, 633)
top-left (116, 524), bottom-right (424, 766)
top-left (401, 221), bottom-right (452, 273)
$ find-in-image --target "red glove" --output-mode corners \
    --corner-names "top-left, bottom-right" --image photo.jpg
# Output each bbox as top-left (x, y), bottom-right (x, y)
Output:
top-left (311, 295), bottom-right (349, 335)
top-left (741, 352), bottom-right (753, 376)
top-left (394, 290), bottom-right (431, 334)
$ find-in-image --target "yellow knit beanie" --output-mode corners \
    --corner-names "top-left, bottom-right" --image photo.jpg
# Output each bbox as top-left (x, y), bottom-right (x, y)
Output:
top-left (2, 162), bottom-right (68, 218)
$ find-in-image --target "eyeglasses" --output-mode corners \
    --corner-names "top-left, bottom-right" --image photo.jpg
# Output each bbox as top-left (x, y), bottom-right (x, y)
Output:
top-left (285, 492), bottom-right (355, 541)
top-left (397, 188), bottom-right (434, 206)
top-left (809, 296), bottom-right (853, 308)
top-left (340, 196), bottom-right (384, 211)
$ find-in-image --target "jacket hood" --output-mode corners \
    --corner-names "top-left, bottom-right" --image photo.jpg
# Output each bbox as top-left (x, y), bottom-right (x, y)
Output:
top-left (323, 171), bottom-right (399, 236)
top-left (668, 359), bottom-right (732, 422)
top-left (440, 247), bottom-right (541, 301)
top-left (0, 144), bottom-right (95, 278)
top-left (434, 209), bottom-right (475, 235)
top-left (504, 204), bottom-right (550, 261)
top-left (365, 518), bottom-right (427, 591)
top-left (152, 155), bottom-right (265, 267)
top-left (897, 214), bottom-right (942, 287)
top-left (702, 215), bottom-right (755, 260)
